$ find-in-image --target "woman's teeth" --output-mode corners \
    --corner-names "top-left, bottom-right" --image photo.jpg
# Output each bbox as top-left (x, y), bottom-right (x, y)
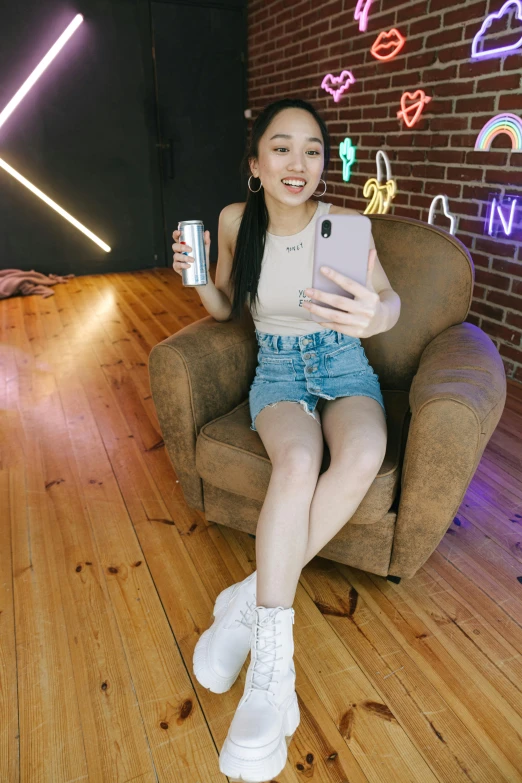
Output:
top-left (282, 179), bottom-right (306, 190)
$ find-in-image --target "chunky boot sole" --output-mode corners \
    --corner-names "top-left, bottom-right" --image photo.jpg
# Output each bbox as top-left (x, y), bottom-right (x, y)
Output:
top-left (219, 692), bottom-right (300, 783)
top-left (193, 581), bottom-right (252, 694)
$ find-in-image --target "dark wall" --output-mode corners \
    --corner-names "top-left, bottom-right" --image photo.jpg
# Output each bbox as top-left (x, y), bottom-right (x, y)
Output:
top-left (0, 0), bottom-right (166, 275)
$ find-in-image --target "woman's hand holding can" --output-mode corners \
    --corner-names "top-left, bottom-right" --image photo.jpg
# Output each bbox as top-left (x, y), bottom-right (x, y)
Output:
top-left (172, 228), bottom-right (211, 276)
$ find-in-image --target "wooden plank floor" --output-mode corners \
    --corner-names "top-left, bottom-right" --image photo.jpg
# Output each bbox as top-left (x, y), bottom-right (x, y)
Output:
top-left (1, 268), bottom-right (521, 783)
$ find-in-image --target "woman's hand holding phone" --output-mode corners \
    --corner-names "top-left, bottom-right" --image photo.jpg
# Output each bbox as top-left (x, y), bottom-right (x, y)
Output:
top-left (302, 249), bottom-right (386, 338)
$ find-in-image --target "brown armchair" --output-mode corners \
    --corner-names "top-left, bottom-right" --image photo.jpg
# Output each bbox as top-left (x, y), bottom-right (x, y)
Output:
top-left (149, 215), bottom-right (507, 580)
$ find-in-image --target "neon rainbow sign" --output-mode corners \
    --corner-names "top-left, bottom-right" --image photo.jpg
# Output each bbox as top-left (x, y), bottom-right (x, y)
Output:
top-left (339, 138), bottom-right (356, 182)
top-left (363, 150), bottom-right (397, 215)
top-left (321, 70), bottom-right (356, 102)
top-left (354, 0), bottom-right (374, 32)
top-left (475, 113), bottom-right (522, 151)
top-left (472, 0), bottom-right (522, 59)
top-left (0, 14), bottom-right (111, 252)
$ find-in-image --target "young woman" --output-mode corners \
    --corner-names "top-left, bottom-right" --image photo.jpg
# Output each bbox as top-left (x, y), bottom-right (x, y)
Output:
top-left (172, 97), bottom-right (401, 782)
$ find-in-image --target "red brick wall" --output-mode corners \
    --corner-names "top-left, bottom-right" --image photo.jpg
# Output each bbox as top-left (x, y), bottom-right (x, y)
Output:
top-left (247, 0), bottom-right (522, 382)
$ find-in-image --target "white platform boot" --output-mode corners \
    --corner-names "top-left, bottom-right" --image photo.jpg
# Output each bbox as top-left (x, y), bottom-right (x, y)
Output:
top-left (219, 605), bottom-right (300, 783)
top-left (193, 571), bottom-right (257, 693)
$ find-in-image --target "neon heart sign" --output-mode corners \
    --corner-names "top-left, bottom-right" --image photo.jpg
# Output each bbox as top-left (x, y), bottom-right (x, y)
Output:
top-left (397, 90), bottom-right (432, 128)
top-left (321, 70), bottom-right (356, 103)
top-left (0, 14), bottom-right (111, 252)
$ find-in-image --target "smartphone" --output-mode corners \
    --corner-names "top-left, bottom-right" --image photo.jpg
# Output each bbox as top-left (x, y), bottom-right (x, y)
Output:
top-left (309, 214), bottom-right (371, 323)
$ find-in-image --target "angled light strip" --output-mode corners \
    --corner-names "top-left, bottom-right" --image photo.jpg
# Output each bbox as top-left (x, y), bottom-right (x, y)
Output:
top-left (0, 14), bottom-right (84, 133)
top-left (0, 157), bottom-right (111, 252)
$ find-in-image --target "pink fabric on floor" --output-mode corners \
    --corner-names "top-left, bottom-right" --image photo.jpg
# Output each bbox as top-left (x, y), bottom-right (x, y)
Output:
top-left (0, 269), bottom-right (75, 299)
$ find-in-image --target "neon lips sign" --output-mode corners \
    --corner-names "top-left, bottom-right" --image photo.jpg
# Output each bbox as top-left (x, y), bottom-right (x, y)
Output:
top-left (371, 29), bottom-right (406, 61)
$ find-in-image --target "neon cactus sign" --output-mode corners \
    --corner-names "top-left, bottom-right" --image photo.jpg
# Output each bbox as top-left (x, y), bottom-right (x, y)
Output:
top-left (321, 70), bottom-right (356, 102)
top-left (0, 14), bottom-right (111, 252)
top-left (475, 113), bottom-right (522, 150)
top-left (363, 150), bottom-right (397, 215)
top-left (472, 0), bottom-right (522, 59)
top-left (339, 138), bottom-right (356, 182)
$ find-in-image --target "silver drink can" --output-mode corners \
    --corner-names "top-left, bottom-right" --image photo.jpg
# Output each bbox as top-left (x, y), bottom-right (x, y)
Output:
top-left (178, 220), bottom-right (208, 286)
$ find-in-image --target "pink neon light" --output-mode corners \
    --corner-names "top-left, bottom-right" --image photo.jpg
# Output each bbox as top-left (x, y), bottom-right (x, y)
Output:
top-left (321, 70), bottom-right (356, 103)
top-left (354, 0), bottom-right (374, 32)
top-left (397, 90), bottom-right (432, 128)
top-left (472, 0), bottom-right (522, 59)
top-left (0, 14), bottom-right (83, 133)
top-left (371, 29), bottom-right (406, 61)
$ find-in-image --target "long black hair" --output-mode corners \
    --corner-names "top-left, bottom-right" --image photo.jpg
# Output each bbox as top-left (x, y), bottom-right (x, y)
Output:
top-left (228, 98), bottom-right (331, 322)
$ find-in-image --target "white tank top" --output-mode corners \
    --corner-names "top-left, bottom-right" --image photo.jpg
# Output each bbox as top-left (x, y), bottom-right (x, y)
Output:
top-left (249, 200), bottom-right (332, 336)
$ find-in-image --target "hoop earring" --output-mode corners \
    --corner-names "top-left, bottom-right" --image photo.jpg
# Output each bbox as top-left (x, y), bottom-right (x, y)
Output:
top-left (248, 175), bottom-right (263, 193)
top-left (313, 178), bottom-right (327, 198)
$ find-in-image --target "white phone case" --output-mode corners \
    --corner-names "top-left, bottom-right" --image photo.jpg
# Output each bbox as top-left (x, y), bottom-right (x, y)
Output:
top-left (310, 214), bottom-right (371, 323)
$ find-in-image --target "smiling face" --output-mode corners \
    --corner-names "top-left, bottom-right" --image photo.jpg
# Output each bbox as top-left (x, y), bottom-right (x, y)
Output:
top-left (249, 108), bottom-right (325, 204)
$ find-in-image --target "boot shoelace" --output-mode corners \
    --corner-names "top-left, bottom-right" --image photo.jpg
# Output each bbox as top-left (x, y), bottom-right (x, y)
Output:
top-left (250, 617), bottom-right (283, 694)
top-left (235, 599), bottom-right (256, 629)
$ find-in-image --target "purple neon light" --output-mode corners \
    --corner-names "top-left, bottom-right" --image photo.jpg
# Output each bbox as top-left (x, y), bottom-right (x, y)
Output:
top-left (487, 196), bottom-right (518, 236)
top-left (0, 14), bottom-right (83, 133)
top-left (472, 0), bottom-right (522, 59)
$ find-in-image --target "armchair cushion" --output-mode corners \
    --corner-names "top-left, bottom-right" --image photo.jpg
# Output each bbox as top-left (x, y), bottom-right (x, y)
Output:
top-left (196, 390), bottom-right (411, 526)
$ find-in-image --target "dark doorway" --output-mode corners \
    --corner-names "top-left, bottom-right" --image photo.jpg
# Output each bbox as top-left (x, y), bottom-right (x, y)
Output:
top-left (151, 0), bottom-right (247, 265)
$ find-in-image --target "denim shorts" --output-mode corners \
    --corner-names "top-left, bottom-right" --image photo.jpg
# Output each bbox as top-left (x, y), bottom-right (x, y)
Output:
top-left (249, 328), bottom-right (386, 432)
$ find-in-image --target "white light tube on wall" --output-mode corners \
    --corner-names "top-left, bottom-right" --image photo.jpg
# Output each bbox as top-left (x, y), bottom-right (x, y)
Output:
top-left (0, 157), bottom-right (111, 252)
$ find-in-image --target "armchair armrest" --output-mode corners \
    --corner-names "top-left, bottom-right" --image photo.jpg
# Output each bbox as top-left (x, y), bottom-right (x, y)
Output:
top-left (389, 322), bottom-right (506, 578)
top-left (148, 312), bottom-right (257, 510)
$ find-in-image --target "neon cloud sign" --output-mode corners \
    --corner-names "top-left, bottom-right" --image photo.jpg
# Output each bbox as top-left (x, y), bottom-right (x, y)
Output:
top-left (0, 14), bottom-right (111, 253)
top-left (487, 195), bottom-right (518, 236)
top-left (321, 70), bottom-right (356, 102)
top-left (475, 113), bottom-right (522, 150)
top-left (397, 90), bottom-right (432, 128)
top-left (371, 29), bottom-right (406, 61)
top-left (472, 0), bottom-right (522, 59)
top-left (354, 0), bottom-right (374, 32)
top-left (339, 138), bottom-right (356, 182)
top-left (363, 150), bottom-right (396, 215)
top-left (428, 195), bottom-right (457, 235)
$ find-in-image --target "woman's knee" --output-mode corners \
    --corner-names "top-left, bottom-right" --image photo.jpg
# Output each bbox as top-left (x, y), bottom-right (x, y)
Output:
top-left (274, 440), bottom-right (323, 478)
top-left (331, 437), bottom-right (386, 481)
